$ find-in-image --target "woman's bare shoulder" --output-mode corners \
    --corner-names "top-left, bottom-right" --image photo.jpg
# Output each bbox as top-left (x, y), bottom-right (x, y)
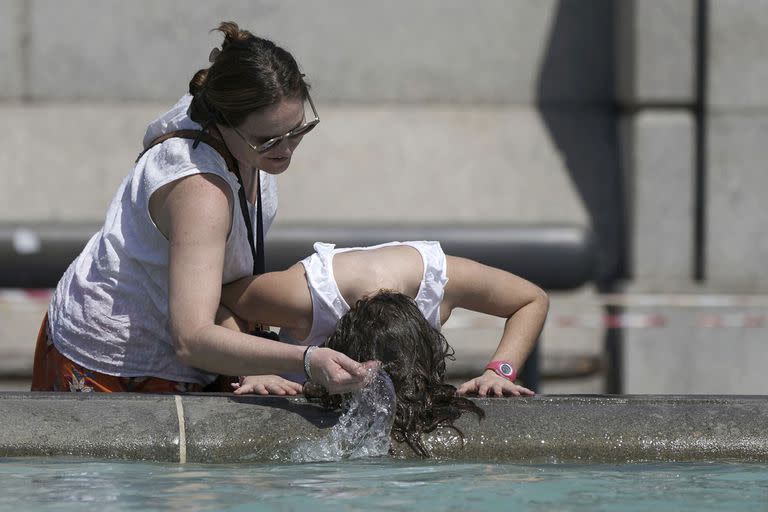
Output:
top-left (150, 173), bottom-right (234, 239)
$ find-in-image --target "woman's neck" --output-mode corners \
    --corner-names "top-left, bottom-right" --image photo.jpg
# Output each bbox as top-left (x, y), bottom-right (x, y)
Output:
top-left (239, 167), bottom-right (259, 204)
top-left (209, 125), bottom-right (259, 203)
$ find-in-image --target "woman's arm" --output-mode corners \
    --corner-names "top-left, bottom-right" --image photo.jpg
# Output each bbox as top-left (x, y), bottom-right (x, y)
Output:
top-left (154, 173), bottom-right (371, 393)
top-left (441, 255), bottom-right (549, 396)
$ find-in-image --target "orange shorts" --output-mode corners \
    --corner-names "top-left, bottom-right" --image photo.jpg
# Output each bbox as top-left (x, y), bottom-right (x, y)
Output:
top-left (30, 313), bottom-right (225, 393)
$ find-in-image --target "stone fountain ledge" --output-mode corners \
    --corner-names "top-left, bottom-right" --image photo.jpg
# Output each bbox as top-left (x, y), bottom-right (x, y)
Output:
top-left (1, 392), bottom-right (767, 464)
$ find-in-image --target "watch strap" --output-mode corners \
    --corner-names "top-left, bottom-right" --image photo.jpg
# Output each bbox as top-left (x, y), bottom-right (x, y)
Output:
top-left (485, 360), bottom-right (517, 382)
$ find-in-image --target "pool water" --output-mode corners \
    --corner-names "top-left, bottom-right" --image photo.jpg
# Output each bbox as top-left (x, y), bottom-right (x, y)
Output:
top-left (1, 458), bottom-right (767, 511)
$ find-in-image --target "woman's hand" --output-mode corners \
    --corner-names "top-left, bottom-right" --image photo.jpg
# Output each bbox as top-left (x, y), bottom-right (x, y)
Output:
top-left (456, 370), bottom-right (534, 397)
top-left (232, 375), bottom-right (303, 395)
top-left (308, 347), bottom-right (380, 395)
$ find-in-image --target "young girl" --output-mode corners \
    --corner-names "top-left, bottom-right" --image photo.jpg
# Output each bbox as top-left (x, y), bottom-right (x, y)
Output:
top-left (219, 241), bottom-right (548, 456)
top-left (220, 241), bottom-right (549, 397)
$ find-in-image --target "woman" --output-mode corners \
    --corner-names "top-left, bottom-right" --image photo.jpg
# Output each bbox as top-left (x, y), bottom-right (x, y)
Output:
top-left (220, 241), bottom-right (549, 397)
top-left (31, 22), bottom-right (374, 394)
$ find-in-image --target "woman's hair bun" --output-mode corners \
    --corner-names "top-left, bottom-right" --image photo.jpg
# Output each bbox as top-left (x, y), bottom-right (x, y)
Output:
top-left (188, 68), bottom-right (209, 96)
top-left (188, 21), bottom-right (307, 126)
top-left (217, 21), bottom-right (253, 50)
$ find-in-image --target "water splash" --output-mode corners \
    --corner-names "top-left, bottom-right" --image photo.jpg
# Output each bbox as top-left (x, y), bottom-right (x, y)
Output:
top-left (292, 370), bottom-right (397, 462)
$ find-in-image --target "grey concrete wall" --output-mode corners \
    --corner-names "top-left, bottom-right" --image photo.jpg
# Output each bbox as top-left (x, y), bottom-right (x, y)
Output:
top-left (25, 0), bottom-right (612, 104)
top-left (706, 114), bottom-right (768, 289)
top-left (707, 0), bottom-right (768, 110)
top-left (621, 293), bottom-right (768, 394)
top-left (0, 0), bottom-right (619, 239)
top-left (616, 0), bottom-right (698, 283)
top-left (620, 111), bottom-right (695, 281)
top-left (616, 0), bottom-right (697, 105)
top-left (0, 104), bottom-right (591, 225)
top-left (0, 103), bottom-right (160, 223)
top-left (0, 294), bottom-right (45, 378)
top-left (280, 106), bottom-right (594, 225)
top-left (705, 2), bottom-right (768, 288)
top-left (614, 0), bottom-right (768, 291)
top-left (0, 0), bottom-right (23, 99)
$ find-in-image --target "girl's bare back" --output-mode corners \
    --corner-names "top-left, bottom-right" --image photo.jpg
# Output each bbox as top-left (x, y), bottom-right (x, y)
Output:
top-left (332, 245), bottom-right (424, 307)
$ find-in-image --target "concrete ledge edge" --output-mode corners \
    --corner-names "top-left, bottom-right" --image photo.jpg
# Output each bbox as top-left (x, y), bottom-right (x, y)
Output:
top-left (2, 393), bottom-right (767, 464)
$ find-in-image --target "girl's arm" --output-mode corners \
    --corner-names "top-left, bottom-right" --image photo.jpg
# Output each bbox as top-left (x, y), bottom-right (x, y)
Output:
top-left (220, 264), bottom-right (314, 336)
top-left (441, 255), bottom-right (549, 397)
top-left (154, 173), bottom-right (371, 394)
top-left (214, 304), bottom-right (303, 396)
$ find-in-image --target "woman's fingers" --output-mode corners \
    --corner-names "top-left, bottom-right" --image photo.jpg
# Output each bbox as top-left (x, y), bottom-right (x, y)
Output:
top-left (310, 348), bottom-right (373, 394)
top-left (331, 352), bottom-right (374, 378)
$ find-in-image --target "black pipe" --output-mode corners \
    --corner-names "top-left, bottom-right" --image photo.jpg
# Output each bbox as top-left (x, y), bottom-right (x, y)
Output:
top-left (694, 0), bottom-right (709, 281)
top-left (1, 223), bottom-right (597, 290)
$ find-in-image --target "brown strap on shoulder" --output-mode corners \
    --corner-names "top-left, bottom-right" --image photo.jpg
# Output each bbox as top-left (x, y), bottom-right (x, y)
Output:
top-left (135, 129), bottom-right (238, 175)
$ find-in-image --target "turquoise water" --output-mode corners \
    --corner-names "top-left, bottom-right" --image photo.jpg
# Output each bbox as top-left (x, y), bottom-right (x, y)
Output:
top-left (1, 458), bottom-right (768, 511)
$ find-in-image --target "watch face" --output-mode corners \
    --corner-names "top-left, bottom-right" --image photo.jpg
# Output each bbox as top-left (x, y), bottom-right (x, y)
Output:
top-left (499, 363), bottom-right (513, 376)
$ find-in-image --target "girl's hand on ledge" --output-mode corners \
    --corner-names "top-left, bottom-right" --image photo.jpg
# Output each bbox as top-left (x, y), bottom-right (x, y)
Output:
top-left (232, 375), bottom-right (303, 396)
top-left (456, 371), bottom-right (534, 397)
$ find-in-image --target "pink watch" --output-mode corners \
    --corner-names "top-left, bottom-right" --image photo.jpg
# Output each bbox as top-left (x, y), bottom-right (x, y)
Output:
top-left (485, 360), bottom-right (517, 382)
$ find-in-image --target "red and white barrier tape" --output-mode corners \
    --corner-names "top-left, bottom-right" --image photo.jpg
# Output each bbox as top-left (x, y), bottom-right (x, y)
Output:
top-left (554, 312), bottom-right (767, 329)
top-left (0, 289), bottom-right (52, 303)
top-left (553, 313), bottom-right (668, 329)
top-left (0, 289), bottom-right (52, 312)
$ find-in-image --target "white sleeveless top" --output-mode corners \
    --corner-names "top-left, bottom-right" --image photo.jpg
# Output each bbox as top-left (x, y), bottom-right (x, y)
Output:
top-left (284, 241), bottom-right (449, 347)
top-left (47, 94), bottom-right (278, 385)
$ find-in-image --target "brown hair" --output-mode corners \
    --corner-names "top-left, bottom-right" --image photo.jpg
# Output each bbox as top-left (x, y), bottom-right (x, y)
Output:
top-left (322, 291), bottom-right (485, 457)
top-left (188, 21), bottom-right (309, 128)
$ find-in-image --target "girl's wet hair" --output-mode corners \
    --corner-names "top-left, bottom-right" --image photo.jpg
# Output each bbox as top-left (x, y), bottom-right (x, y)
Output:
top-left (322, 290), bottom-right (485, 457)
top-left (188, 21), bottom-right (309, 128)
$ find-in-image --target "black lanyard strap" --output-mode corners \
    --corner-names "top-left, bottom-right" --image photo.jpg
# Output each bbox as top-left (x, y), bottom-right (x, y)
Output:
top-left (234, 166), bottom-right (264, 275)
top-left (137, 129), bottom-right (263, 275)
